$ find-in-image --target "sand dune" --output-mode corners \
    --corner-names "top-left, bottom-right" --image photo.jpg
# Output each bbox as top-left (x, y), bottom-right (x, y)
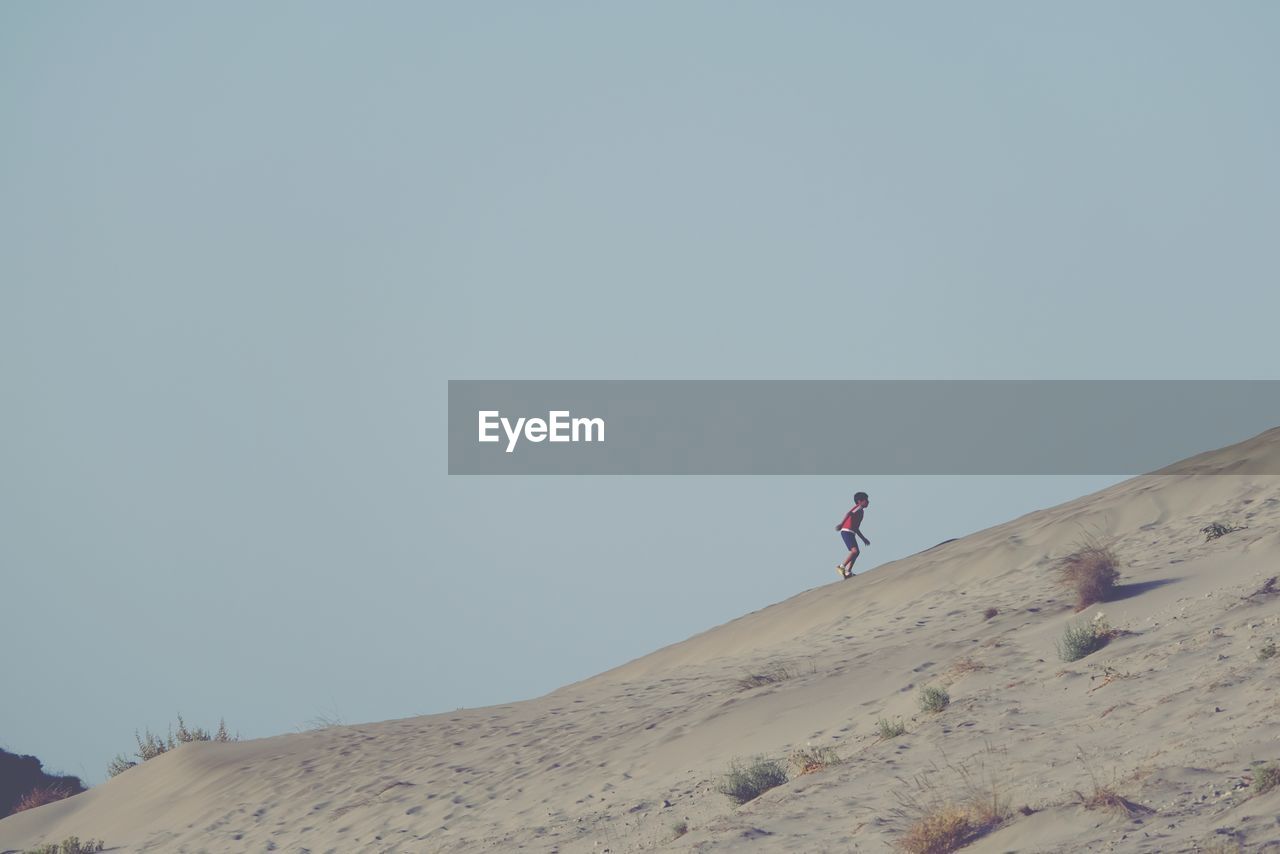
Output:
top-left (5, 431), bottom-right (1280, 853)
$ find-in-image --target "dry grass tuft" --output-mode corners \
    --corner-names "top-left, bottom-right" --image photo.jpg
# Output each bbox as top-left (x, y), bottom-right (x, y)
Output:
top-left (735, 664), bottom-right (794, 691)
top-left (982, 607), bottom-right (999, 620)
top-left (788, 745), bottom-right (842, 776)
top-left (1058, 541), bottom-right (1121, 610)
top-left (1074, 757), bottom-right (1153, 817)
top-left (1087, 665), bottom-right (1133, 694)
top-left (892, 747), bottom-right (1009, 854)
top-left (897, 804), bottom-right (974, 854)
top-left (1076, 784), bottom-right (1152, 816)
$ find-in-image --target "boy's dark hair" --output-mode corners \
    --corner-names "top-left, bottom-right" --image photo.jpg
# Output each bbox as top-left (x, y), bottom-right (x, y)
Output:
top-left (854, 491), bottom-right (869, 503)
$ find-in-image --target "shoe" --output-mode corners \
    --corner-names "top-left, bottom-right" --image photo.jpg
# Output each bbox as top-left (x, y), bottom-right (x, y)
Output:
top-left (837, 565), bottom-right (847, 578)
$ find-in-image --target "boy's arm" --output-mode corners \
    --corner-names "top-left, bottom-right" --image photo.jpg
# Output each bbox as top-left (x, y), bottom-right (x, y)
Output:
top-left (851, 521), bottom-right (870, 545)
top-left (852, 510), bottom-right (870, 544)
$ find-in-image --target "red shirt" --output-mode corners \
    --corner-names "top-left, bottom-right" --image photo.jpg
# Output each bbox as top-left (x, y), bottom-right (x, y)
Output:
top-left (840, 507), bottom-right (864, 531)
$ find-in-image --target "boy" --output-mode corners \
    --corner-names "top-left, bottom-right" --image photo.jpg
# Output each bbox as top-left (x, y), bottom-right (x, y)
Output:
top-left (835, 492), bottom-right (870, 578)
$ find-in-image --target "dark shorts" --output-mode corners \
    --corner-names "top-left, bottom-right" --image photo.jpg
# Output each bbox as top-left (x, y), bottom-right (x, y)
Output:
top-left (841, 530), bottom-right (860, 552)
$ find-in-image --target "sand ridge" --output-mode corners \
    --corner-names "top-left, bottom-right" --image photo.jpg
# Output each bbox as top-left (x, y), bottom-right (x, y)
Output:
top-left (4, 432), bottom-right (1280, 853)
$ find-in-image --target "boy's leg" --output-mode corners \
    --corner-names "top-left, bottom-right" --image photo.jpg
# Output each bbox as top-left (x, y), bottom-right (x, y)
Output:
top-left (837, 531), bottom-right (859, 576)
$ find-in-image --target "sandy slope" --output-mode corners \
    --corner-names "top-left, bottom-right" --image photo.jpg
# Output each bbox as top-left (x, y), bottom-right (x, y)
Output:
top-left (5, 430), bottom-right (1280, 854)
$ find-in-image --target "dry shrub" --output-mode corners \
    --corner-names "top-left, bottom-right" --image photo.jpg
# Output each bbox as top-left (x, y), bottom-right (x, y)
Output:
top-left (898, 803), bottom-right (973, 854)
top-left (1077, 785), bottom-right (1151, 816)
top-left (12, 784), bottom-right (76, 813)
top-left (735, 664), bottom-right (794, 691)
top-left (108, 715), bottom-right (237, 777)
top-left (1087, 665), bottom-right (1133, 694)
top-left (893, 747), bottom-right (1009, 854)
top-left (789, 745), bottom-right (842, 776)
top-left (1058, 541), bottom-right (1120, 610)
top-left (1075, 758), bottom-right (1153, 817)
top-left (982, 607), bottom-right (999, 620)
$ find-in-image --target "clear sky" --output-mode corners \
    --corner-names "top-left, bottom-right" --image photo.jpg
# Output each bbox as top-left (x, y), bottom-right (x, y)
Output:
top-left (3, 3), bottom-right (1278, 784)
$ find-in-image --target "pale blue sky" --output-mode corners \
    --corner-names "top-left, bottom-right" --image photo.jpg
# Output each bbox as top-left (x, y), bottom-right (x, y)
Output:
top-left (2, 3), bottom-right (1278, 784)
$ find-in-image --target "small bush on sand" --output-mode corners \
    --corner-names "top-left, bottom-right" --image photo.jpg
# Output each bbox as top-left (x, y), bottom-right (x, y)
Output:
top-left (1251, 761), bottom-right (1280, 796)
top-left (1058, 541), bottom-right (1120, 610)
top-left (12, 784), bottom-right (77, 814)
top-left (1074, 761), bottom-right (1153, 817)
top-left (108, 715), bottom-right (236, 777)
top-left (878, 717), bottom-right (907, 739)
top-left (671, 820), bottom-right (689, 838)
top-left (735, 665), bottom-right (793, 691)
top-left (1056, 616), bottom-right (1114, 662)
top-left (789, 746), bottom-right (842, 775)
top-left (105, 754), bottom-right (135, 778)
top-left (982, 607), bottom-right (998, 620)
top-left (893, 749), bottom-right (1008, 853)
top-left (717, 757), bottom-right (788, 805)
top-left (898, 803), bottom-right (973, 854)
top-left (23, 837), bottom-right (104, 854)
top-left (1082, 788), bottom-right (1146, 815)
top-left (1076, 783), bottom-right (1151, 816)
top-left (1257, 639), bottom-right (1276, 661)
top-left (1202, 522), bottom-right (1245, 542)
top-left (918, 686), bottom-right (950, 714)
